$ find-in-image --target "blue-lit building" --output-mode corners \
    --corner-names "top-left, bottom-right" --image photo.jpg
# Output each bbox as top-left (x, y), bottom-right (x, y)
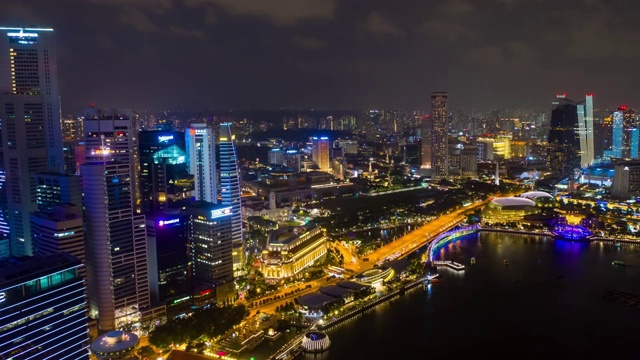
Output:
top-left (219, 123), bottom-right (244, 274)
top-left (0, 252), bottom-right (90, 359)
top-left (139, 131), bottom-right (194, 214)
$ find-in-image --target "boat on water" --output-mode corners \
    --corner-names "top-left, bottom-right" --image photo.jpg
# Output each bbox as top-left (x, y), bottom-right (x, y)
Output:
top-left (612, 260), bottom-right (626, 266)
top-left (504, 259), bottom-right (509, 266)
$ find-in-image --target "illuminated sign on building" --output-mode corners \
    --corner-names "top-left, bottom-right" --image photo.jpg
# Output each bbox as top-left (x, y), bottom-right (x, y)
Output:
top-left (158, 218), bottom-right (180, 227)
top-left (158, 135), bottom-right (174, 143)
top-left (7, 31), bottom-right (38, 45)
top-left (210, 207), bottom-right (232, 219)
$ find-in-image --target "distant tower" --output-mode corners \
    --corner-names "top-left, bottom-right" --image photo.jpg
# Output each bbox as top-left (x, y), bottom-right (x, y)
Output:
top-left (495, 160), bottom-right (500, 186)
top-left (548, 95), bottom-right (581, 178)
top-left (312, 137), bottom-right (331, 172)
top-left (369, 158), bottom-right (373, 174)
top-left (269, 191), bottom-right (276, 210)
top-left (185, 124), bottom-right (216, 203)
top-left (219, 123), bottom-right (244, 274)
top-left (576, 94), bottom-right (594, 167)
top-left (431, 92), bottom-right (449, 180)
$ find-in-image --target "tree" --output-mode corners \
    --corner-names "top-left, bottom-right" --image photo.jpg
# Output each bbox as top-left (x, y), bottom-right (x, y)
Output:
top-left (136, 345), bottom-right (156, 360)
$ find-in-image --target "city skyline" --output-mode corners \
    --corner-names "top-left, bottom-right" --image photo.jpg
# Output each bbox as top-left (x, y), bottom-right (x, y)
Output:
top-left (1, 1), bottom-right (640, 113)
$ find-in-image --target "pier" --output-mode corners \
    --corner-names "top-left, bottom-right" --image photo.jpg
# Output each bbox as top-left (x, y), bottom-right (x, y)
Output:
top-left (432, 260), bottom-right (465, 270)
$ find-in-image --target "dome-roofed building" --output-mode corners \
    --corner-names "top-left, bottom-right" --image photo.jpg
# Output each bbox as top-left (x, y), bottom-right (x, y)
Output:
top-left (520, 191), bottom-right (559, 209)
top-left (482, 197), bottom-right (538, 224)
top-left (90, 330), bottom-right (139, 360)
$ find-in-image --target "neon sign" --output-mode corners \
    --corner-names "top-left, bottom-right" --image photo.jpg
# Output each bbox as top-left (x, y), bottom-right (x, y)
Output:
top-left (158, 218), bottom-right (180, 226)
top-left (211, 207), bottom-right (232, 219)
top-left (7, 31), bottom-right (38, 45)
top-left (158, 135), bottom-right (174, 143)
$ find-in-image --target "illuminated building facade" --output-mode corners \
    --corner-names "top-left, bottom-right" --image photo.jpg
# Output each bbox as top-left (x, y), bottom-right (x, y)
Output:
top-left (260, 226), bottom-right (327, 280)
top-left (620, 106), bottom-right (638, 159)
top-left (188, 201), bottom-right (234, 303)
top-left (0, 27), bottom-right (65, 256)
top-left (219, 123), bottom-right (244, 273)
top-left (81, 162), bottom-right (150, 331)
top-left (139, 131), bottom-right (194, 214)
top-left (30, 203), bottom-right (86, 279)
top-left (0, 252), bottom-right (90, 360)
top-left (185, 124), bottom-right (216, 203)
top-left (576, 94), bottom-right (594, 166)
top-left (547, 96), bottom-right (581, 178)
top-left (431, 92), bottom-right (449, 180)
top-left (312, 137), bottom-right (331, 172)
top-left (33, 172), bottom-right (82, 213)
top-left (611, 159), bottom-right (640, 199)
top-left (83, 106), bottom-right (141, 213)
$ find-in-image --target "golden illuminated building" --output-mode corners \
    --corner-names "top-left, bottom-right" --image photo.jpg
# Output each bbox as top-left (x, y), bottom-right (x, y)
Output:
top-left (260, 226), bottom-right (327, 280)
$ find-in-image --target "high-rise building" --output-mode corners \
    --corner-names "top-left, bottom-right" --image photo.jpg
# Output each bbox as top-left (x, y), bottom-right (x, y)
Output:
top-left (83, 106), bottom-right (141, 213)
top-left (30, 203), bottom-right (85, 279)
top-left (34, 172), bottom-right (82, 213)
top-left (139, 131), bottom-right (194, 214)
top-left (185, 123), bottom-right (216, 203)
top-left (311, 137), bottom-right (330, 172)
top-left (81, 162), bottom-right (150, 331)
top-left (219, 123), bottom-right (244, 274)
top-left (431, 92), bottom-right (449, 180)
top-left (548, 96), bottom-right (581, 178)
top-left (145, 210), bottom-right (189, 303)
top-left (460, 144), bottom-right (478, 178)
top-left (420, 115), bottom-right (432, 175)
top-left (611, 159), bottom-right (640, 198)
top-left (576, 94), bottom-right (594, 167)
top-left (188, 201), bottom-right (234, 303)
top-left (0, 252), bottom-right (90, 359)
top-left (62, 115), bottom-right (84, 175)
top-left (0, 27), bottom-right (65, 256)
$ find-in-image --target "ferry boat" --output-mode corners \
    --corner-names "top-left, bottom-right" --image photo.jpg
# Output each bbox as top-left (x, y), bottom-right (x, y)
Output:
top-left (612, 260), bottom-right (626, 267)
top-left (504, 259), bottom-right (509, 266)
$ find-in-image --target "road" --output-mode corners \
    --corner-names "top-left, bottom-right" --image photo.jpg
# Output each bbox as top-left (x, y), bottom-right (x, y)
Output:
top-left (361, 201), bottom-right (488, 270)
top-left (245, 201), bottom-right (488, 318)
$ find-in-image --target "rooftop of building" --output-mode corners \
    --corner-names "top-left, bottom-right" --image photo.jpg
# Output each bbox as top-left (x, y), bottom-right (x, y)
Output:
top-left (0, 252), bottom-right (80, 288)
top-left (490, 197), bottom-right (537, 207)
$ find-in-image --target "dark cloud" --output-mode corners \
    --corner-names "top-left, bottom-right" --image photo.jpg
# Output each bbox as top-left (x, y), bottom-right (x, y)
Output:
top-left (0, 0), bottom-right (638, 113)
top-left (291, 35), bottom-right (328, 51)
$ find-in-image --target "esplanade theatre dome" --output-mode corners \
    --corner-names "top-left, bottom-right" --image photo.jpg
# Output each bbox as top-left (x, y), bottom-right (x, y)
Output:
top-left (482, 197), bottom-right (538, 223)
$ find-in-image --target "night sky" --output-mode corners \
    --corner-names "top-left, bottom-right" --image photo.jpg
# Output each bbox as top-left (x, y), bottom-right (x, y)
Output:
top-left (1, 0), bottom-right (638, 113)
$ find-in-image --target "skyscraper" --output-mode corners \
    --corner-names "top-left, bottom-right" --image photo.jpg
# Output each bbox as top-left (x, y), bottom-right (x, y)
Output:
top-left (219, 123), bottom-right (244, 273)
top-left (420, 114), bottom-right (432, 175)
top-left (610, 110), bottom-right (624, 158)
top-left (0, 27), bottom-right (64, 256)
top-left (0, 252), bottom-right (90, 359)
top-left (311, 137), bottom-right (330, 172)
top-left (576, 94), bottom-right (594, 167)
top-left (185, 123), bottom-right (216, 203)
top-left (139, 131), bottom-right (194, 213)
top-left (83, 106), bottom-right (141, 213)
top-left (188, 201), bottom-right (234, 303)
top-left (431, 92), bottom-right (449, 180)
top-left (81, 162), bottom-right (150, 331)
top-left (548, 96), bottom-right (581, 178)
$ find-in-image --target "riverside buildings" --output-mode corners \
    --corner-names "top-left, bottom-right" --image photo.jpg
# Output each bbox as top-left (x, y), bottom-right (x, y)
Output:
top-left (0, 27), bottom-right (65, 256)
top-left (260, 225), bottom-right (327, 280)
